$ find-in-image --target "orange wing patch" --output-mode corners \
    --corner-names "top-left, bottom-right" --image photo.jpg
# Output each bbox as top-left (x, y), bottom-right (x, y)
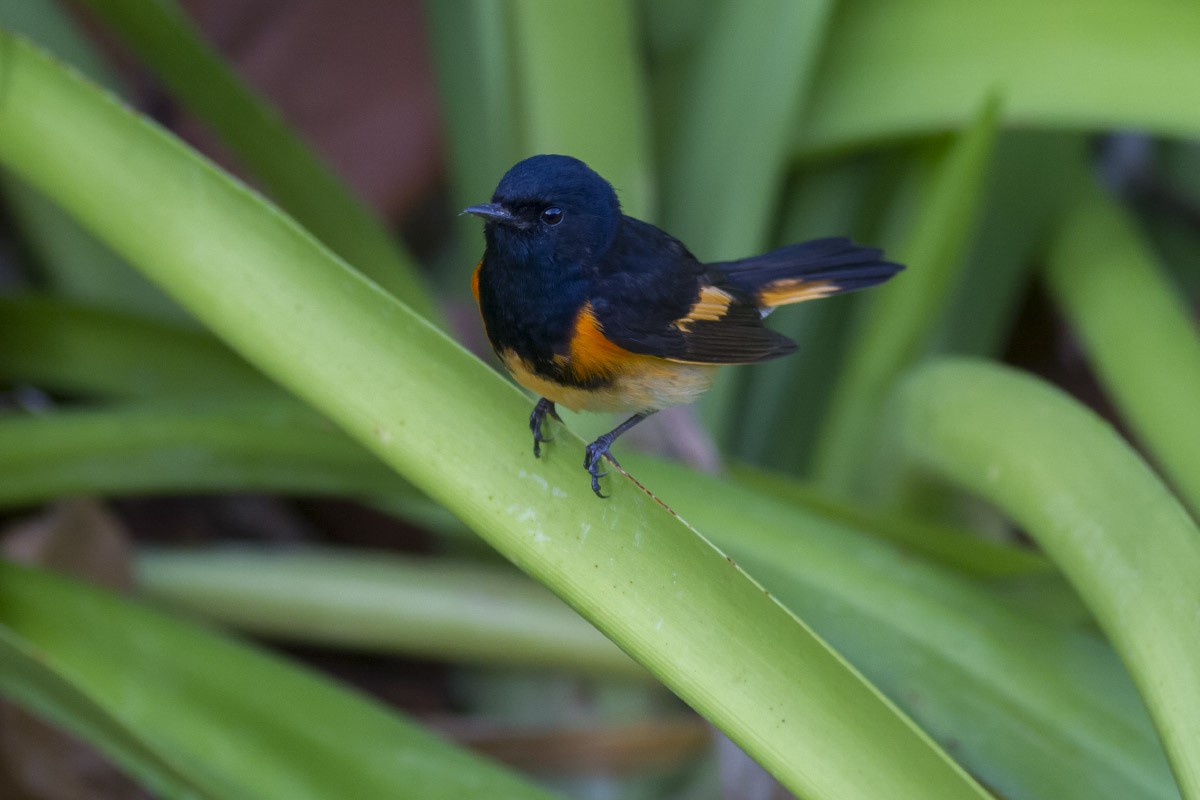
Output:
top-left (470, 259), bottom-right (482, 303)
top-left (757, 278), bottom-right (838, 308)
top-left (674, 285), bottom-right (733, 332)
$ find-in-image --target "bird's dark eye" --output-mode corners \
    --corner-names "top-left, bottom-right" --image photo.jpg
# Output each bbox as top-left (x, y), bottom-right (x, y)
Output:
top-left (541, 206), bottom-right (564, 225)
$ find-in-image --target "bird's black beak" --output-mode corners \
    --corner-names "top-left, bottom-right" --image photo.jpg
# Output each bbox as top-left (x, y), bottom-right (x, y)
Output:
top-left (463, 202), bottom-right (517, 226)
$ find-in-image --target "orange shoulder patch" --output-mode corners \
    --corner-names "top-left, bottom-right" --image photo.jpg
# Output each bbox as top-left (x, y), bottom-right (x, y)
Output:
top-left (562, 302), bottom-right (642, 380)
top-left (470, 260), bottom-right (482, 303)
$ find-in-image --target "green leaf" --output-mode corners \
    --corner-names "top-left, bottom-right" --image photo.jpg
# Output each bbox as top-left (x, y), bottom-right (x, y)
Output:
top-left (799, 0), bottom-right (1200, 156)
top-left (932, 131), bottom-right (1089, 356)
top-left (78, 0), bottom-right (438, 318)
top-left (0, 0), bottom-right (187, 320)
top-left (896, 359), bottom-right (1200, 799)
top-left (0, 399), bottom-right (1171, 797)
top-left (1047, 184), bottom-right (1200, 519)
top-left (0, 561), bottom-right (559, 799)
top-left (813, 97), bottom-right (1000, 495)
top-left (0, 404), bottom-right (428, 510)
top-left (137, 547), bottom-right (643, 678)
top-left (632, 456), bottom-right (1177, 800)
top-left (730, 462), bottom-right (1053, 578)
top-left (0, 296), bottom-right (275, 403)
top-left (0, 31), bottom-right (987, 798)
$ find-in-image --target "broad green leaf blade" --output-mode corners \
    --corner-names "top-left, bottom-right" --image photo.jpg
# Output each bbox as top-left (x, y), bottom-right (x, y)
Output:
top-left (813, 98), bottom-right (1000, 495)
top-left (1047, 185), bottom-right (1200, 519)
top-left (0, 32), bottom-right (987, 799)
top-left (78, 0), bottom-right (438, 319)
top-left (0, 296), bottom-right (275, 402)
top-left (0, 561), bottom-right (559, 799)
top-left (138, 547), bottom-right (642, 678)
top-left (896, 359), bottom-right (1200, 799)
top-left (799, 0), bottom-right (1200, 156)
top-left (508, 0), bottom-right (653, 218)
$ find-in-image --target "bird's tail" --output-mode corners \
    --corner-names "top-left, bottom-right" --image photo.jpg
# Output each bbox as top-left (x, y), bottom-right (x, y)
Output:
top-left (713, 237), bottom-right (903, 310)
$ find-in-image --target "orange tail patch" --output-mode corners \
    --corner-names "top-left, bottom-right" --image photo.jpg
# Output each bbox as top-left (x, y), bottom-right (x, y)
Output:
top-left (756, 278), bottom-right (839, 308)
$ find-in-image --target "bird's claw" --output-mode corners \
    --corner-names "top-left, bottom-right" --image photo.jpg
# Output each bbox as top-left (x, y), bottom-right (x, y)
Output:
top-left (529, 399), bottom-right (560, 458)
top-left (584, 437), bottom-right (619, 498)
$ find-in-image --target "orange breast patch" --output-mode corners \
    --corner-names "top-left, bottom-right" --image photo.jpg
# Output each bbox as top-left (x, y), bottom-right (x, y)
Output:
top-left (560, 302), bottom-right (643, 381)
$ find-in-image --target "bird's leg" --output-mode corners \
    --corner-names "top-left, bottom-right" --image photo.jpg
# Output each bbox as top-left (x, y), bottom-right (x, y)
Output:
top-left (529, 398), bottom-right (561, 458)
top-left (584, 411), bottom-right (655, 498)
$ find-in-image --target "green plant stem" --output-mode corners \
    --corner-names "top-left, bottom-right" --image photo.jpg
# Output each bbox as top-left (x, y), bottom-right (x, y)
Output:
top-left (1046, 184), bottom-right (1200, 519)
top-left (896, 358), bottom-right (1200, 799)
top-left (0, 32), bottom-right (986, 799)
top-left (79, 0), bottom-right (437, 318)
top-left (137, 547), bottom-right (643, 678)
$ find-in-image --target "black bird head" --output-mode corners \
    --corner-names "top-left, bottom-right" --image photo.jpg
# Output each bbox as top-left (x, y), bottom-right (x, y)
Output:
top-left (465, 155), bottom-right (621, 266)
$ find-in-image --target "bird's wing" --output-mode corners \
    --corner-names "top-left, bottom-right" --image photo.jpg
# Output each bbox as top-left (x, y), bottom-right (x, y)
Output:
top-left (591, 218), bottom-right (796, 365)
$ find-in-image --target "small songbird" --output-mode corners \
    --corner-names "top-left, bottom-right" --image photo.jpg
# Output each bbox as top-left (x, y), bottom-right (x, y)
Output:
top-left (466, 155), bottom-right (902, 497)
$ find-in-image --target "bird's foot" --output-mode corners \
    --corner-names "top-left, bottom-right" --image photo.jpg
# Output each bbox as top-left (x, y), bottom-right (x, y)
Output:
top-left (529, 398), bottom-right (561, 458)
top-left (584, 435), bottom-right (621, 498)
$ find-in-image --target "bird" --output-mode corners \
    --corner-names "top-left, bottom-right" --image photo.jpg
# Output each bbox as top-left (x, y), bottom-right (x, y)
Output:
top-left (465, 154), bottom-right (903, 498)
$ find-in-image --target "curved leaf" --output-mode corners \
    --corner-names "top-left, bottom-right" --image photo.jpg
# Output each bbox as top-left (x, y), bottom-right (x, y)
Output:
top-left (897, 359), bottom-right (1200, 799)
top-left (799, 0), bottom-right (1200, 155)
top-left (0, 562), bottom-right (558, 799)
